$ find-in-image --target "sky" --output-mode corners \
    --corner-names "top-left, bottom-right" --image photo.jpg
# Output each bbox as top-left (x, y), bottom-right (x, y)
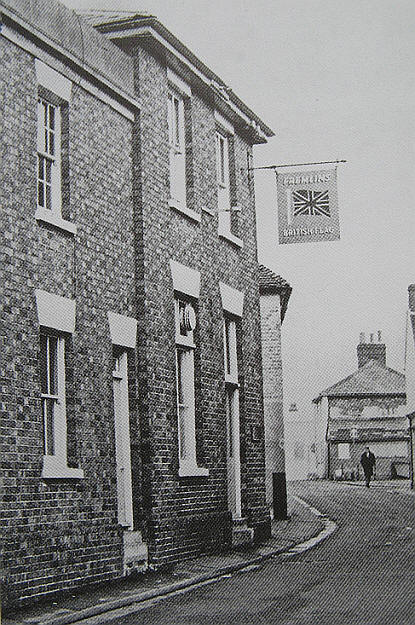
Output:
top-left (63, 0), bottom-right (415, 417)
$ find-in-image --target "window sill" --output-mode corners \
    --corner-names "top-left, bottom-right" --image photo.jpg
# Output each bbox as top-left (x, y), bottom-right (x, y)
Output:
top-left (179, 463), bottom-right (209, 478)
top-left (42, 456), bottom-right (84, 479)
top-left (201, 206), bottom-right (215, 216)
top-left (218, 227), bottom-right (243, 248)
top-left (169, 198), bottom-right (201, 223)
top-left (35, 207), bottom-right (77, 235)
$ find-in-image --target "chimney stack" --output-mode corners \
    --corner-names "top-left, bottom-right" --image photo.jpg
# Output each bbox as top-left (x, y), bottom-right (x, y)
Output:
top-left (357, 332), bottom-right (386, 368)
top-left (409, 284), bottom-right (415, 313)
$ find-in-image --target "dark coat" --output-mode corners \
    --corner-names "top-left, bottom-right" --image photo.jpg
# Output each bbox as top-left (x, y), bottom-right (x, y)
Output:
top-left (360, 451), bottom-right (376, 475)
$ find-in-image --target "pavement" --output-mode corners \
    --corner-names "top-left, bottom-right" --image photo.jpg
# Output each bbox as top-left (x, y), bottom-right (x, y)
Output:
top-left (340, 479), bottom-right (411, 491)
top-left (3, 493), bottom-right (330, 625)
top-left (96, 479), bottom-right (414, 625)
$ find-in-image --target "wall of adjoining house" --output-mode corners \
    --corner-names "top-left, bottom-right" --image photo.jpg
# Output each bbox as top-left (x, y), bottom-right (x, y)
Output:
top-left (1, 34), bottom-right (137, 605)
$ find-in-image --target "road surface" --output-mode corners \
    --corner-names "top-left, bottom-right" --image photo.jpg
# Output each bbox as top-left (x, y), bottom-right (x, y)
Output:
top-left (81, 481), bottom-right (415, 625)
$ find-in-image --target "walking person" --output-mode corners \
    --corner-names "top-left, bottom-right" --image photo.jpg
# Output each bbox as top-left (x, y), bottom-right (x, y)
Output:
top-left (360, 446), bottom-right (376, 487)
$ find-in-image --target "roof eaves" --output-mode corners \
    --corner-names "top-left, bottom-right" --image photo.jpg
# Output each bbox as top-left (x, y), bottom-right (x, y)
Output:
top-left (90, 14), bottom-right (274, 143)
top-left (1, 1), bottom-right (138, 113)
top-left (258, 265), bottom-right (292, 322)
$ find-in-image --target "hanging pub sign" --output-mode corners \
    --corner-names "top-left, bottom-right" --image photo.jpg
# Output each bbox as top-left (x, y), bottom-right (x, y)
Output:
top-left (276, 168), bottom-right (340, 244)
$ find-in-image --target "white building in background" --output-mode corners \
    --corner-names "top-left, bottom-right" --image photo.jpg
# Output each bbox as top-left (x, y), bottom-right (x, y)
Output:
top-left (405, 284), bottom-right (415, 489)
top-left (284, 403), bottom-right (317, 480)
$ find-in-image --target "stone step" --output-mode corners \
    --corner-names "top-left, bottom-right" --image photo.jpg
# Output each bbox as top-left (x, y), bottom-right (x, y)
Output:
top-left (122, 530), bottom-right (148, 575)
top-left (231, 518), bottom-right (254, 547)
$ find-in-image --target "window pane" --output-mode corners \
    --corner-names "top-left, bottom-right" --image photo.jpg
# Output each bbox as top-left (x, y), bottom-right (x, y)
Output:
top-left (43, 101), bottom-right (48, 128)
top-left (178, 300), bottom-right (188, 336)
top-left (176, 349), bottom-right (185, 404)
top-left (49, 130), bottom-right (55, 156)
top-left (40, 334), bottom-right (48, 394)
top-left (42, 398), bottom-right (55, 455)
top-left (38, 181), bottom-right (44, 207)
top-left (38, 155), bottom-right (44, 180)
top-left (45, 185), bottom-right (51, 210)
top-left (174, 97), bottom-right (180, 146)
top-left (179, 406), bottom-right (186, 459)
top-left (48, 336), bottom-right (58, 395)
top-left (220, 137), bottom-right (225, 183)
top-left (225, 320), bottom-right (231, 374)
top-left (49, 105), bottom-right (55, 130)
top-left (45, 159), bottom-right (52, 183)
top-left (226, 390), bottom-right (233, 457)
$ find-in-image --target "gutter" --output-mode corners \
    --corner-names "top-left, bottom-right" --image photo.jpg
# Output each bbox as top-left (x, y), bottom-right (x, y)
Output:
top-left (92, 15), bottom-right (274, 143)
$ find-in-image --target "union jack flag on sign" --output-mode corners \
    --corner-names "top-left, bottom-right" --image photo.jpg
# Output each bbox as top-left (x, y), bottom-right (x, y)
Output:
top-left (292, 189), bottom-right (330, 217)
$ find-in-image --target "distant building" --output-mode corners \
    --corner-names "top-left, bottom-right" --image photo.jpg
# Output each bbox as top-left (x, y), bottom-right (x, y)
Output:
top-left (405, 285), bottom-right (415, 489)
top-left (284, 403), bottom-right (317, 481)
top-left (313, 333), bottom-right (409, 480)
top-left (259, 266), bottom-right (291, 510)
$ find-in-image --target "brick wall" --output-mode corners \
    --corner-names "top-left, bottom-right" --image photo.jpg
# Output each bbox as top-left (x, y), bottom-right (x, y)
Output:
top-left (132, 44), bottom-right (269, 562)
top-left (260, 292), bottom-right (286, 504)
top-left (1, 35), bottom-right (136, 606)
top-left (1, 22), bottom-right (270, 607)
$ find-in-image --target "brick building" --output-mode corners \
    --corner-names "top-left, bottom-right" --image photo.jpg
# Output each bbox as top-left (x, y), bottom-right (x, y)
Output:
top-left (0, 0), bottom-right (278, 608)
top-left (405, 285), bottom-right (415, 488)
top-left (313, 334), bottom-right (409, 480)
top-left (258, 265), bottom-right (291, 514)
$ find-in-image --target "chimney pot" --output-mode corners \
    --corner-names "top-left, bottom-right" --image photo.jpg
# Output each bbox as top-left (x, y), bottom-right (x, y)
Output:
top-left (378, 330), bottom-right (382, 343)
top-left (370, 333), bottom-right (374, 343)
top-left (359, 332), bottom-right (365, 344)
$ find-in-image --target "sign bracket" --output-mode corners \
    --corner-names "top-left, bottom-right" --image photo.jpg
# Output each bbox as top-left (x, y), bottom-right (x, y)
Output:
top-left (250, 159), bottom-right (346, 171)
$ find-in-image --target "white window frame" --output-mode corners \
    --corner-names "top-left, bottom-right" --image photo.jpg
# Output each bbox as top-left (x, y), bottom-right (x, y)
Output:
top-left (168, 89), bottom-right (187, 209)
top-left (174, 297), bottom-right (208, 477)
top-left (40, 332), bottom-right (63, 457)
top-left (216, 130), bottom-right (232, 233)
top-left (35, 59), bottom-right (76, 235)
top-left (35, 289), bottom-right (82, 479)
top-left (39, 332), bottom-right (82, 479)
top-left (37, 97), bottom-right (62, 214)
top-left (224, 317), bottom-right (238, 385)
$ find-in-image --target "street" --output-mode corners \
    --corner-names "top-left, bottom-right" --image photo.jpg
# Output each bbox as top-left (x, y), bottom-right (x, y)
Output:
top-left (87, 481), bottom-right (415, 625)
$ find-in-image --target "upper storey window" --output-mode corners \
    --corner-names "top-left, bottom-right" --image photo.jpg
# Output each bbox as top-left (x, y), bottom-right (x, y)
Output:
top-left (34, 59), bottom-right (76, 235)
top-left (215, 111), bottom-right (242, 247)
top-left (216, 130), bottom-right (231, 232)
top-left (37, 98), bottom-right (61, 213)
top-left (168, 89), bottom-right (186, 207)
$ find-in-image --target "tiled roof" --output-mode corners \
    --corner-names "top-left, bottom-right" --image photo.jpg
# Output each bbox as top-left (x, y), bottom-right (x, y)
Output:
top-left (258, 265), bottom-right (292, 322)
top-left (314, 359), bottom-right (406, 401)
top-left (1, 0), bottom-right (136, 99)
top-left (258, 265), bottom-right (290, 292)
top-left (78, 10), bottom-right (152, 27)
